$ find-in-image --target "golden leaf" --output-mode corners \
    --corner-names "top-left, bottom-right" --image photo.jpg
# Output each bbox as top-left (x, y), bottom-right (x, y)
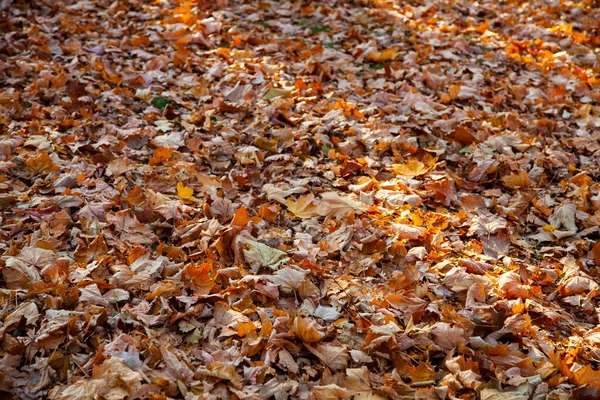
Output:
top-left (392, 159), bottom-right (436, 178)
top-left (177, 181), bottom-right (194, 199)
top-left (285, 193), bottom-right (319, 219)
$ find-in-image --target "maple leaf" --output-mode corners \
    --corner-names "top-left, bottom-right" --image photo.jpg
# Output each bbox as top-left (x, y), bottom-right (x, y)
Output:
top-left (285, 193), bottom-right (320, 218)
top-left (149, 146), bottom-right (173, 165)
top-left (202, 362), bottom-right (243, 389)
top-left (342, 366), bottom-right (372, 395)
top-left (548, 203), bottom-right (577, 234)
top-left (243, 239), bottom-right (289, 270)
top-left (25, 151), bottom-right (59, 174)
top-left (1, 302), bottom-right (39, 332)
top-left (312, 384), bottom-right (349, 400)
top-left (49, 357), bottom-right (143, 400)
top-left (317, 192), bottom-right (367, 217)
top-left (4, 247), bottom-right (57, 289)
top-left (501, 170), bottom-right (532, 189)
top-left (430, 322), bottom-right (467, 351)
top-left (305, 343), bottom-right (350, 371)
top-left (106, 211), bottom-right (156, 245)
top-left (293, 315), bottom-right (325, 343)
top-left (266, 266), bottom-right (309, 294)
top-left (392, 159), bottom-right (436, 178)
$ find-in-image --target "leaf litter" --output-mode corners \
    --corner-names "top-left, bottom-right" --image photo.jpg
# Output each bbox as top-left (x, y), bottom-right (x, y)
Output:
top-left (1, 0), bottom-right (600, 398)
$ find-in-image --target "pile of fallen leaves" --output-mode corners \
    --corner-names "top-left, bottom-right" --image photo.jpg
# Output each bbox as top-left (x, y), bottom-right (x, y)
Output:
top-left (1, 0), bottom-right (600, 398)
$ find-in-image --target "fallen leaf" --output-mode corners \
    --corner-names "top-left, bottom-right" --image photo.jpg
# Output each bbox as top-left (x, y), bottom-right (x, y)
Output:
top-left (177, 181), bottom-right (194, 199)
top-left (293, 315), bottom-right (325, 343)
top-left (305, 343), bottom-right (350, 370)
top-left (243, 239), bottom-right (290, 270)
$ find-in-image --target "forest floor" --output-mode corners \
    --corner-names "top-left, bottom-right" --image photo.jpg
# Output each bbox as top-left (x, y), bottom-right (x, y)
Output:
top-left (1, 0), bottom-right (600, 399)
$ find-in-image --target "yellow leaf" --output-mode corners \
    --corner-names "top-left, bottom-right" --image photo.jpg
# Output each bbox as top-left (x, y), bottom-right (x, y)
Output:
top-left (572, 364), bottom-right (600, 388)
top-left (177, 182), bottom-right (193, 199)
top-left (392, 159), bottom-right (435, 178)
top-left (285, 193), bottom-right (319, 219)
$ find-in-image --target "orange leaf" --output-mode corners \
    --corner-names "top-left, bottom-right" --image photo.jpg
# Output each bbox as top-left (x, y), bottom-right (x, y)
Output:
top-left (501, 170), bottom-right (532, 189)
top-left (237, 321), bottom-right (257, 337)
top-left (149, 147), bottom-right (173, 165)
top-left (25, 152), bottom-right (59, 173)
top-left (590, 241), bottom-right (600, 266)
top-left (293, 315), bottom-right (325, 343)
top-left (258, 204), bottom-right (280, 222)
top-left (449, 83), bottom-right (461, 100)
top-left (366, 48), bottom-right (398, 62)
top-left (572, 365), bottom-right (600, 388)
top-left (392, 159), bottom-right (436, 178)
top-left (131, 36), bottom-right (151, 47)
top-left (231, 206), bottom-right (250, 227)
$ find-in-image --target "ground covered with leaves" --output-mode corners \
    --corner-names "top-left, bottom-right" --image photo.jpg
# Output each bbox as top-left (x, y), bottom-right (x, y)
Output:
top-left (1, 0), bottom-right (600, 398)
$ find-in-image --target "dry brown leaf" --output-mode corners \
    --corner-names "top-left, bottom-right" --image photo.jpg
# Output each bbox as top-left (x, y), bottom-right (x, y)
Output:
top-left (305, 343), bottom-right (350, 370)
top-left (293, 315), bottom-right (325, 343)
